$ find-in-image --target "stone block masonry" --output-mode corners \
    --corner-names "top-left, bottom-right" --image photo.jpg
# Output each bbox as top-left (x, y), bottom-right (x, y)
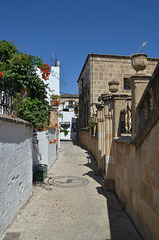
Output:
top-left (113, 127), bottom-right (159, 240)
top-left (78, 54), bottom-right (158, 128)
top-left (0, 116), bottom-right (33, 237)
top-left (77, 53), bottom-right (159, 240)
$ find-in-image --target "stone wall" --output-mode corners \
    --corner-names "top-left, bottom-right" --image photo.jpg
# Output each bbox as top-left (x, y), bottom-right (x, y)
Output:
top-left (91, 55), bottom-right (157, 104)
top-left (78, 54), bottom-right (159, 240)
top-left (78, 54), bottom-right (158, 126)
top-left (78, 131), bottom-right (98, 163)
top-left (113, 121), bottom-right (159, 240)
top-left (0, 116), bottom-right (33, 237)
top-left (78, 59), bottom-right (90, 128)
top-left (50, 108), bottom-right (58, 126)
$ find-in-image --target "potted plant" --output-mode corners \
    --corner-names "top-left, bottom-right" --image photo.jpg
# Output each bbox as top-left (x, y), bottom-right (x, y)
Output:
top-left (131, 42), bottom-right (148, 74)
top-left (88, 118), bottom-right (94, 135)
top-left (51, 94), bottom-right (60, 106)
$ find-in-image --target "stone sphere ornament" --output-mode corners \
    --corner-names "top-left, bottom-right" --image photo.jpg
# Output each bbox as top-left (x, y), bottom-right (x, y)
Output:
top-left (108, 80), bottom-right (119, 93)
top-left (131, 53), bottom-right (147, 74)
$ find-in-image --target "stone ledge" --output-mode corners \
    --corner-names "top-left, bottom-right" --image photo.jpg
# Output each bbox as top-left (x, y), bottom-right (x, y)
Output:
top-left (137, 62), bottom-right (159, 110)
top-left (133, 101), bottom-right (159, 146)
top-left (0, 114), bottom-right (31, 126)
top-left (76, 127), bottom-right (89, 132)
top-left (77, 53), bottom-right (159, 83)
top-left (60, 94), bottom-right (79, 98)
top-left (113, 136), bottom-right (132, 144)
top-left (91, 134), bottom-right (97, 138)
top-left (89, 53), bottom-right (159, 62)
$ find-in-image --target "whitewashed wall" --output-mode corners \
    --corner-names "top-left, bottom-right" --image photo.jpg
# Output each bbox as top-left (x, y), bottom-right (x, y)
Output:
top-left (0, 116), bottom-right (33, 237)
top-left (59, 111), bottom-right (77, 140)
top-left (50, 65), bottom-right (60, 96)
top-left (32, 128), bottom-right (57, 170)
top-left (36, 63), bottom-right (60, 103)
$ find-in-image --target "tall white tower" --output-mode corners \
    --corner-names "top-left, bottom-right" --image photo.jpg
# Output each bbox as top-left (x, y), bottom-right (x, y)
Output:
top-left (37, 59), bottom-right (60, 102)
top-left (49, 60), bottom-right (60, 97)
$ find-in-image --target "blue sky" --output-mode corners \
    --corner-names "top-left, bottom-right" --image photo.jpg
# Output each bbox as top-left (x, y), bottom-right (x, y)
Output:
top-left (1, 0), bottom-right (159, 94)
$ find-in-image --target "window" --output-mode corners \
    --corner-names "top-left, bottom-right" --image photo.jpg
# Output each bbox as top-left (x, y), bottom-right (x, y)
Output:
top-left (81, 78), bottom-right (84, 93)
top-left (124, 78), bottom-right (131, 90)
top-left (60, 122), bottom-right (70, 129)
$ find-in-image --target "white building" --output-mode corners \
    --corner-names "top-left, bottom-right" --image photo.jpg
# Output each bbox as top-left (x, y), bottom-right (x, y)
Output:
top-left (49, 60), bottom-right (60, 97)
top-left (37, 62), bottom-right (78, 142)
top-left (37, 59), bottom-right (60, 102)
top-left (34, 59), bottom-right (61, 164)
top-left (58, 96), bottom-right (78, 140)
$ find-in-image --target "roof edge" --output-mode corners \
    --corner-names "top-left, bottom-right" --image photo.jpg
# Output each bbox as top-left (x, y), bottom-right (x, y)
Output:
top-left (77, 53), bottom-right (159, 83)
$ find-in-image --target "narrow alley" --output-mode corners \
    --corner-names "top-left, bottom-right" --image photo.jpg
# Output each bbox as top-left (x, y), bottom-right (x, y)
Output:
top-left (3, 141), bottom-right (142, 240)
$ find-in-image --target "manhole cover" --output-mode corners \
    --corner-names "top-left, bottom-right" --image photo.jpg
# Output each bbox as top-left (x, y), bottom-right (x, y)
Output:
top-left (48, 176), bottom-right (89, 188)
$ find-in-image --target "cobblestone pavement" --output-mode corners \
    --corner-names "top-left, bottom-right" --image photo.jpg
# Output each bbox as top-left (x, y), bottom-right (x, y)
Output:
top-left (2, 140), bottom-right (143, 240)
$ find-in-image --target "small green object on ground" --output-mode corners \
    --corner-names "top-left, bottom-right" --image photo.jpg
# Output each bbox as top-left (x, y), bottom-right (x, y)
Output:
top-left (33, 164), bottom-right (47, 182)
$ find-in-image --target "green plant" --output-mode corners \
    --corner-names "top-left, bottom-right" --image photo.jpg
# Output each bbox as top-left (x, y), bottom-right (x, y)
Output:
top-left (0, 40), bottom-right (18, 62)
top-left (60, 128), bottom-right (69, 136)
top-left (6, 53), bottom-right (48, 100)
top-left (0, 41), bottom-right (48, 100)
top-left (88, 118), bottom-right (94, 130)
top-left (51, 94), bottom-right (60, 99)
top-left (0, 40), bottom-right (51, 128)
top-left (13, 95), bottom-right (50, 128)
top-left (51, 94), bottom-right (60, 106)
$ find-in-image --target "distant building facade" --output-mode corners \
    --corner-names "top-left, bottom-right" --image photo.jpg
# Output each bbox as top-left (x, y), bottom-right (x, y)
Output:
top-left (59, 94), bottom-right (79, 140)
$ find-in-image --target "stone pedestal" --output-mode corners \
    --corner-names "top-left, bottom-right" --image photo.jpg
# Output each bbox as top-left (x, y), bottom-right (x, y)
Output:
top-left (101, 93), bottom-right (131, 190)
top-left (129, 75), bottom-right (150, 139)
top-left (102, 95), bottom-right (114, 182)
top-left (96, 104), bottom-right (105, 174)
top-left (113, 95), bottom-right (131, 137)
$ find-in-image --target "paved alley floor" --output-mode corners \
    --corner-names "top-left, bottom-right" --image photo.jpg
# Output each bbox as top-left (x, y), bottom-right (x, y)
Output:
top-left (2, 140), bottom-right (143, 240)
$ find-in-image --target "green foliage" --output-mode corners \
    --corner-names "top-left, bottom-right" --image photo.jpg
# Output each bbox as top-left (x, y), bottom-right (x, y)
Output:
top-left (51, 94), bottom-right (60, 99)
top-left (51, 94), bottom-right (60, 106)
top-left (1, 51), bottom-right (47, 99)
top-left (13, 95), bottom-right (50, 128)
top-left (63, 129), bottom-right (69, 136)
top-left (8, 53), bottom-right (47, 100)
top-left (60, 128), bottom-right (69, 136)
top-left (0, 40), bottom-right (50, 128)
top-left (88, 118), bottom-right (94, 130)
top-left (0, 40), bottom-right (18, 62)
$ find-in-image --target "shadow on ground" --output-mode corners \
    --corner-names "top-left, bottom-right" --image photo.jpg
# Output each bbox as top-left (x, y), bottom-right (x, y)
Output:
top-left (72, 140), bottom-right (143, 240)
